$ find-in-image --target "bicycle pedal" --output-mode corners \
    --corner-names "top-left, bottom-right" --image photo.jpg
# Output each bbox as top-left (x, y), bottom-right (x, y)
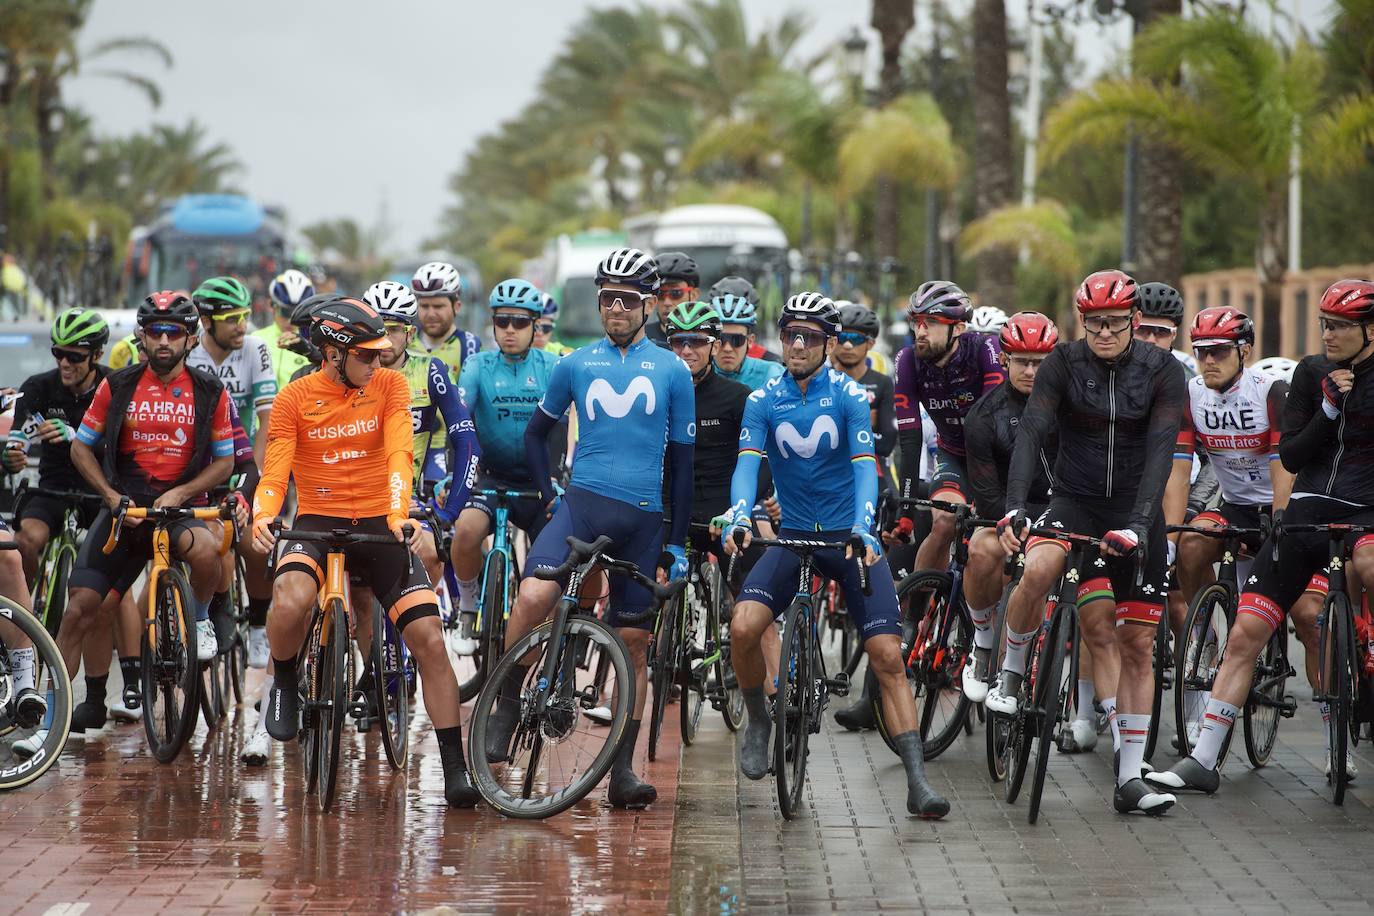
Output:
top-left (1279, 695), bottom-right (1297, 718)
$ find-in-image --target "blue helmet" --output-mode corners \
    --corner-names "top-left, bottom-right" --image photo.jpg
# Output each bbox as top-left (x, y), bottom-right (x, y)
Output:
top-left (712, 294), bottom-right (757, 327)
top-left (540, 292), bottom-right (559, 319)
top-left (489, 278), bottom-right (544, 314)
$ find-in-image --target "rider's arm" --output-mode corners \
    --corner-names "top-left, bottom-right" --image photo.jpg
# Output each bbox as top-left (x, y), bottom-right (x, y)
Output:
top-left (72, 378), bottom-right (119, 503)
top-left (250, 338), bottom-right (277, 469)
top-left (1279, 358), bottom-right (1336, 474)
top-left (843, 381), bottom-right (879, 534)
top-left (978, 334), bottom-right (1007, 393)
top-left (1265, 378), bottom-right (1293, 511)
top-left (872, 374), bottom-right (897, 459)
top-left (1005, 347), bottom-right (1067, 513)
top-left (525, 355), bottom-right (574, 505)
top-left (1165, 407), bottom-right (1196, 537)
top-left (1129, 358), bottom-right (1188, 533)
top-left (892, 349), bottom-right (925, 511)
top-left (252, 383), bottom-right (299, 522)
top-left (430, 357), bottom-right (480, 520)
top-left (725, 394), bottom-right (767, 524)
top-left (963, 399), bottom-right (1003, 519)
top-left (382, 372), bottom-right (416, 526)
top-left (664, 360), bottom-right (696, 549)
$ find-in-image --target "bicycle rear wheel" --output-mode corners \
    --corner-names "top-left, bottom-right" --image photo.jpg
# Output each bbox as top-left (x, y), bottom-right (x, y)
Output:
top-left (1028, 609), bottom-right (1070, 825)
top-left (0, 598), bottom-right (74, 790)
top-left (679, 585), bottom-right (706, 747)
top-left (1320, 593), bottom-right (1354, 805)
top-left (373, 603), bottom-right (410, 771)
top-left (704, 561), bottom-right (744, 732)
top-left (456, 552), bottom-right (508, 702)
top-left (1175, 583), bottom-right (1232, 762)
top-left (775, 600), bottom-right (813, 820)
top-left (469, 612), bottom-right (634, 819)
top-left (1144, 617), bottom-right (1168, 761)
top-left (141, 568), bottom-right (200, 763)
top-left (1004, 636), bottom-right (1038, 805)
top-left (199, 656), bottom-right (222, 731)
top-left (33, 540), bottom-right (74, 640)
top-left (1243, 627), bottom-right (1288, 768)
top-left (315, 599), bottom-right (350, 813)
top-left (985, 703), bottom-right (1010, 782)
top-left (647, 597), bottom-right (678, 763)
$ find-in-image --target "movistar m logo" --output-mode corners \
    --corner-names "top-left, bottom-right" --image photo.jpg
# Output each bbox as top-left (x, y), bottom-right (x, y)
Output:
top-left (584, 376), bottom-right (655, 420)
top-left (774, 416), bottom-right (839, 459)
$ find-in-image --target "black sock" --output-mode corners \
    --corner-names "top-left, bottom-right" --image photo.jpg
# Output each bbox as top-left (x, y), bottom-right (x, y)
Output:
top-left (85, 674), bottom-right (108, 706)
top-left (248, 597), bottom-right (270, 628)
top-left (118, 656), bottom-right (140, 688)
top-left (436, 725), bottom-right (465, 765)
top-left (273, 655), bottom-right (298, 686)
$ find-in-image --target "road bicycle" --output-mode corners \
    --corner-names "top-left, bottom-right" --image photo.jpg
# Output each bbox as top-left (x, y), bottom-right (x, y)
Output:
top-left (13, 484), bottom-right (102, 641)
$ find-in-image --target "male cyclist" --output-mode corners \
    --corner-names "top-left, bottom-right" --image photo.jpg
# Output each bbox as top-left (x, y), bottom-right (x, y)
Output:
top-left (535, 292), bottom-right (574, 357)
top-left (107, 332), bottom-right (143, 369)
top-left (1149, 279), bottom-right (1374, 795)
top-left (645, 252), bottom-right (699, 348)
top-left (713, 294), bottom-right (785, 391)
top-left (410, 261), bottom-right (481, 380)
top-left (187, 276), bottom-right (276, 459)
top-left (258, 269), bottom-right (316, 390)
top-left (252, 297), bottom-right (480, 807)
top-left (831, 303), bottom-right (896, 482)
top-left (708, 276), bottom-right (780, 363)
top-left (485, 247), bottom-right (695, 810)
top-left (1135, 282), bottom-right (1198, 378)
top-left (994, 269), bottom-right (1187, 815)
top-left (717, 292), bottom-right (949, 818)
top-left (833, 300), bottom-right (892, 376)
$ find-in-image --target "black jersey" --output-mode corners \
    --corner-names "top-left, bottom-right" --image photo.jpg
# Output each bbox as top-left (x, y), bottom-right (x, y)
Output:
top-left (1282, 352), bottom-right (1374, 506)
top-left (964, 381), bottom-right (1056, 519)
top-left (11, 366), bottom-right (107, 489)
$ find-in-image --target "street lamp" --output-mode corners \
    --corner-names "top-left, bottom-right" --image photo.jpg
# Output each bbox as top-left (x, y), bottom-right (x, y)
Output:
top-left (842, 28), bottom-right (868, 99)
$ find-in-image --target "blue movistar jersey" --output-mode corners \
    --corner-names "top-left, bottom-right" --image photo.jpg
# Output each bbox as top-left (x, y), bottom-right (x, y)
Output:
top-left (458, 347), bottom-right (559, 483)
top-left (729, 368), bottom-right (878, 533)
top-left (718, 355), bottom-right (784, 392)
top-left (537, 336), bottom-right (695, 512)
top-left (412, 355), bottom-right (480, 522)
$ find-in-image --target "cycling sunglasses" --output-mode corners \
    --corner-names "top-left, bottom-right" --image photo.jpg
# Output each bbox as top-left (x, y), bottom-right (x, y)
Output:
top-left (493, 315), bottom-right (535, 330)
top-left (1133, 323), bottom-right (1177, 339)
top-left (51, 347), bottom-right (92, 364)
top-left (668, 334), bottom-right (714, 351)
top-left (837, 331), bottom-right (871, 346)
top-left (536, 322), bottom-right (556, 335)
top-left (1192, 343), bottom-right (1237, 362)
top-left (384, 321), bottom-right (412, 334)
top-left (781, 327), bottom-right (829, 349)
top-left (718, 332), bottom-right (750, 349)
top-left (144, 323), bottom-right (190, 341)
top-left (1082, 314), bottom-right (1133, 335)
top-left (659, 286), bottom-right (692, 302)
top-left (209, 309), bottom-right (250, 324)
top-left (597, 289), bottom-right (650, 311)
top-left (349, 347), bottom-right (384, 365)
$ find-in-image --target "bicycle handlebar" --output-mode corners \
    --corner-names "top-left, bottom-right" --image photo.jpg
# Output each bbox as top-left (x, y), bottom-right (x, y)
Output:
top-left (742, 532), bottom-right (873, 597)
top-left (531, 535), bottom-right (688, 624)
top-left (477, 488), bottom-right (545, 502)
top-left (1165, 524), bottom-right (1264, 539)
top-left (102, 496), bottom-right (235, 555)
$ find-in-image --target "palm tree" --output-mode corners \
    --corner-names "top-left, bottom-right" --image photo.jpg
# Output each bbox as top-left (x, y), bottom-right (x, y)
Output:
top-left (870, 0), bottom-right (915, 262)
top-left (1133, 0), bottom-right (1184, 289)
top-left (970, 0), bottom-right (1015, 308)
top-left (1042, 10), bottom-right (1374, 354)
top-left (665, 0), bottom-right (809, 120)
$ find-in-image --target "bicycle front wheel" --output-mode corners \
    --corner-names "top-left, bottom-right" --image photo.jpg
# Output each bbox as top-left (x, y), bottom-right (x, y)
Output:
top-left (0, 599), bottom-right (74, 790)
top-left (775, 600), bottom-right (813, 820)
top-left (1144, 616), bottom-right (1168, 761)
top-left (1242, 626), bottom-right (1288, 768)
top-left (1028, 608), bottom-right (1070, 825)
top-left (706, 562), bottom-right (744, 732)
top-left (678, 584), bottom-right (706, 747)
top-left (647, 597), bottom-right (677, 763)
top-left (1320, 593), bottom-right (1354, 805)
top-left (314, 599), bottom-right (349, 812)
top-left (141, 568), bottom-right (200, 764)
top-left (1175, 583), bottom-right (1232, 762)
top-left (373, 603), bottom-right (410, 771)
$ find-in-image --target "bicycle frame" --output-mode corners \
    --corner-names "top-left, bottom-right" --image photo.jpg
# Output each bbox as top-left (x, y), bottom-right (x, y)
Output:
top-left (474, 489), bottom-right (538, 636)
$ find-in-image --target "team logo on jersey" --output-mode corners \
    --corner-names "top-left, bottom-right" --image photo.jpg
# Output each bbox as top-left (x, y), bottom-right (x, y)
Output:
top-left (774, 415), bottom-right (839, 459)
top-left (584, 376), bottom-right (655, 420)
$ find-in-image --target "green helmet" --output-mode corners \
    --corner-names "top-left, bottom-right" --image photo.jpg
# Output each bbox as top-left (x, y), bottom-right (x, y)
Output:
top-left (665, 300), bottom-right (722, 337)
top-left (192, 276), bottom-right (252, 315)
top-left (51, 307), bottom-right (110, 350)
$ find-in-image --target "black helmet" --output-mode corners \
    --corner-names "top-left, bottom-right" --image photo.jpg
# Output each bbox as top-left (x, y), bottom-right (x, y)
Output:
top-left (837, 302), bottom-right (880, 338)
top-left (137, 290), bottom-right (198, 330)
top-left (309, 297), bottom-right (389, 352)
top-left (1137, 282), bottom-right (1185, 324)
top-left (655, 251), bottom-right (699, 287)
top-left (708, 275), bottom-right (758, 306)
top-left (292, 292), bottom-right (341, 331)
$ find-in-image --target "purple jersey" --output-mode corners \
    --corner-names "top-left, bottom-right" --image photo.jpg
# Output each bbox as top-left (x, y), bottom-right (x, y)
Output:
top-left (894, 332), bottom-right (1005, 455)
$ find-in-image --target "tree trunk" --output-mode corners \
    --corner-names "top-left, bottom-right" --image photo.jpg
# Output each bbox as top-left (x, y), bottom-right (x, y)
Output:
top-left (1255, 190), bottom-right (1288, 357)
top-left (970, 0), bottom-right (1015, 307)
top-left (870, 0), bottom-right (915, 264)
top-left (1134, 0), bottom-right (1184, 287)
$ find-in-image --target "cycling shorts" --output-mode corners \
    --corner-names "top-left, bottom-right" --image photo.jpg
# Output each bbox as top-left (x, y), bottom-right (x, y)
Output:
top-left (276, 515), bottom-right (439, 632)
top-left (929, 447), bottom-right (968, 503)
top-left (16, 492), bottom-right (99, 534)
top-left (70, 508), bottom-right (209, 598)
top-left (463, 474), bottom-right (550, 543)
top-left (737, 528), bottom-right (902, 639)
top-left (1191, 501), bottom-right (1270, 554)
top-left (525, 486), bottom-right (665, 630)
top-left (1026, 496), bottom-right (1169, 627)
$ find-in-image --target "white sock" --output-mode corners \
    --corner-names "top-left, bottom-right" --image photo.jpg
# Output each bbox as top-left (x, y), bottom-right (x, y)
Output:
top-left (1073, 679), bottom-right (1095, 724)
top-left (970, 604), bottom-right (996, 650)
top-left (1102, 696), bottom-right (1120, 751)
top-left (1116, 713), bottom-right (1148, 786)
top-left (1191, 697), bottom-right (1238, 770)
top-left (1001, 625), bottom-right (1037, 677)
top-left (457, 576), bottom-right (480, 613)
top-left (255, 675), bottom-right (274, 732)
top-left (8, 647), bottom-right (34, 693)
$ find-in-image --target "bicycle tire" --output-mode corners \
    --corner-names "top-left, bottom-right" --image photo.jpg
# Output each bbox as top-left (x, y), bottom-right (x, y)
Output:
top-left (1004, 635), bottom-right (1038, 805)
top-left (316, 598), bottom-right (349, 813)
top-left (457, 551), bottom-right (507, 702)
top-left (0, 598), bottom-right (74, 790)
top-left (871, 570), bottom-right (961, 759)
top-left (1174, 583), bottom-right (1232, 763)
top-left (1028, 608), bottom-right (1070, 825)
top-left (1322, 592), bottom-right (1353, 805)
top-left (647, 595), bottom-right (678, 763)
top-left (374, 603), bottom-right (410, 771)
top-left (1243, 626), bottom-right (1287, 768)
top-left (1144, 617), bottom-right (1167, 761)
top-left (468, 613), bottom-right (634, 819)
top-left (199, 657), bottom-right (222, 731)
top-left (228, 561), bottom-right (249, 706)
top-left (678, 582), bottom-right (705, 747)
top-left (775, 599), bottom-right (813, 820)
top-left (141, 568), bottom-right (200, 763)
top-left (705, 561), bottom-right (744, 732)
top-left (301, 606), bottom-right (324, 794)
top-left (985, 702), bottom-right (1010, 783)
top-left (35, 540), bottom-right (75, 640)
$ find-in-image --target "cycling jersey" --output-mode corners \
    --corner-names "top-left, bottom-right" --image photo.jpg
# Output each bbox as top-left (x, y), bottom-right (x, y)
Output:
top-left (107, 334), bottom-right (141, 369)
top-left (749, 343), bottom-right (782, 364)
top-left (77, 365), bottom-right (235, 501)
top-left (395, 350), bottom-right (480, 508)
top-left (256, 322), bottom-right (311, 392)
top-left (1175, 369), bottom-right (1288, 507)
top-left (536, 336), bottom-right (694, 513)
top-left (1281, 352), bottom-right (1374, 506)
top-left (420, 326), bottom-right (482, 381)
top-left (1006, 339), bottom-right (1187, 534)
top-left (893, 331), bottom-right (1004, 456)
top-left (848, 367), bottom-right (897, 464)
top-left (867, 349), bottom-right (892, 376)
top-left (681, 368), bottom-right (751, 523)
top-left (1171, 348), bottom-right (1199, 379)
top-left (717, 356), bottom-right (784, 392)
top-left (729, 368), bottom-right (877, 533)
top-left (9, 366), bottom-right (108, 489)
top-left (964, 380), bottom-right (1057, 519)
top-left (185, 334), bottom-right (277, 439)
top-left (458, 347), bottom-right (559, 484)
top-left (254, 368), bottom-right (414, 524)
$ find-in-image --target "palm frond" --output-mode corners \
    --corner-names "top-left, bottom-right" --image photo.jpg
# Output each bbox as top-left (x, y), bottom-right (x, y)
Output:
top-left (83, 35), bottom-right (172, 68)
top-left (837, 94), bottom-right (960, 196)
top-left (1307, 91), bottom-right (1374, 176)
top-left (959, 201), bottom-right (1081, 283)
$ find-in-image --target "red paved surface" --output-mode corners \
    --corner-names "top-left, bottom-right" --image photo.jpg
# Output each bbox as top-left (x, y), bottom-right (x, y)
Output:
top-left (0, 674), bottom-right (683, 914)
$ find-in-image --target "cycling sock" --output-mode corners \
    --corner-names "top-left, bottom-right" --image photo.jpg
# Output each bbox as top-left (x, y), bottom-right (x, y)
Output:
top-left (457, 576), bottom-right (479, 613)
top-left (1191, 697), bottom-right (1238, 769)
top-left (118, 656), bottom-right (139, 694)
top-left (1001, 625), bottom-right (1037, 677)
top-left (248, 597), bottom-right (270, 628)
top-left (193, 592), bottom-right (211, 623)
top-left (1074, 679), bottom-right (1096, 724)
top-left (740, 687), bottom-right (771, 779)
top-left (272, 655), bottom-right (298, 688)
top-left (1320, 701), bottom-right (1332, 753)
top-left (970, 604), bottom-right (996, 650)
top-left (7, 647), bottom-right (35, 693)
top-left (85, 673), bottom-right (108, 707)
top-left (1116, 713), bottom-right (1148, 786)
top-left (1103, 696), bottom-right (1120, 751)
top-left (435, 725), bottom-right (466, 769)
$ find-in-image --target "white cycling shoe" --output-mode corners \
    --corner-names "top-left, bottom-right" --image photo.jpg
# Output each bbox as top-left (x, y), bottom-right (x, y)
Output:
top-left (961, 648), bottom-right (991, 703)
top-left (241, 721), bottom-right (272, 767)
top-left (582, 705), bottom-right (613, 725)
top-left (1059, 718), bottom-right (1098, 754)
top-left (1325, 753), bottom-right (1359, 781)
top-left (12, 729), bottom-right (48, 759)
top-left (109, 698), bottom-right (141, 722)
top-left (247, 626), bottom-right (270, 669)
top-left (984, 672), bottom-right (1022, 716)
top-left (196, 619), bottom-right (218, 662)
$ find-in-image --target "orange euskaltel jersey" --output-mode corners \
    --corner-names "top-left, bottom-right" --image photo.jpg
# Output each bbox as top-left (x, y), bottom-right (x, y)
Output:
top-left (253, 368), bottom-right (414, 524)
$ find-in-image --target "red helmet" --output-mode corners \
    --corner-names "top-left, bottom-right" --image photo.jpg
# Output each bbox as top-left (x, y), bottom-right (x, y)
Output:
top-left (1074, 269), bottom-right (1137, 314)
top-left (136, 289), bottom-right (198, 329)
top-left (1190, 307), bottom-right (1254, 348)
top-left (1000, 311), bottom-right (1059, 354)
top-left (1319, 279), bottom-right (1374, 321)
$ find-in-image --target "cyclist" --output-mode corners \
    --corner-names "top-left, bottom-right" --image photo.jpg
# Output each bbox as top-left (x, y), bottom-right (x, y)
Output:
top-left (1149, 279), bottom-right (1374, 795)
top-left (708, 276), bottom-right (780, 363)
top-left (259, 269), bottom-right (316, 390)
top-left (713, 294), bottom-right (785, 391)
top-left (969, 305), bottom-right (1009, 336)
top-left (832, 300), bottom-right (892, 376)
top-left (994, 269), bottom-right (1187, 815)
top-left (831, 303), bottom-right (896, 481)
top-left (410, 261), bottom-right (482, 380)
top-left (187, 276), bottom-right (276, 458)
top-left (252, 297), bottom-right (480, 807)
top-left (107, 332), bottom-right (143, 369)
top-left (893, 281), bottom-right (1005, 577)
top-left (534, 292), bottom-right (574, 357)
top-left (449, 278), bottom-right (560, 653)
top-left (645, 252), bottom-right (700, 348)
top-left (716, 292), bottom-right (949, 818)
top-left (483, 247), bottom-right (695, 810)
top-left (62, 291), bottom-right (236, 684)
top-left (1135, 282), bottom-right (1198, 377)
top-left (0, 519), bottom-right (46, 732)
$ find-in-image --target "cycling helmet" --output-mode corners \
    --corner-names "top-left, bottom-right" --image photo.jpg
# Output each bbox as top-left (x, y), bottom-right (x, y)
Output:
top-left (309, 297), bottom-right (389, 351)
top-left (51, 307), bottom-right (110, 350)
top-left (1000, 311), bottom-right (1059, 354)
top-left (708, 276), bottom-right (758, 305)
top-left (1190, 306), bottom-right (1255, 348)
top-left (1319, 278), bottom-right (1374, 320)
top-left (270, 269), bottom-right (315, 309)
top-left (907, 281), bottom-right (972, 322)
top-left (411, 261), bottom-right (463, 299)
top-left (837, 302), bottom-right (880, 338)
top-left (363, 280), bottom-right (419, 325)
top-left (137, 290), bottom-right (198, 329)
top-left (665, 300), bottom-right (722, 337)
top-left (292, 293), bottom-right (339, 331)
top-left (488, 278), bottom-right (544, 314)
top-left (1252, 356), bottom-right (1297, 382)
top-left (1075, 269), bottom-right (1138, 313)
top-left (540, 292), bottom-right (559, 319)
top-left (595, 247), bottom-right (660, 292)
top-left (655, 251), bottom-right (700, 287)
top-left (779, 292), bottom-right (841, 336)
top-left (969, 305), bottom-right (1009, 333)
top-left (713, 294), bottom-right (757, 327)
top-left (193, 276), bottom-right (252, 315)
top-left (1137, 282), bottom-right (1185, 324)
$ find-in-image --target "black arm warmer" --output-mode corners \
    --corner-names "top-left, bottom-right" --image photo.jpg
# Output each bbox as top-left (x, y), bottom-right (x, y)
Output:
top-left (524, 409), bottom-right (559, 505)
top-left (667, 440), bottom-right (694, 548)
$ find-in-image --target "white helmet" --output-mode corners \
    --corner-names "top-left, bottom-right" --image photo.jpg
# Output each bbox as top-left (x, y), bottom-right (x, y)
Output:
top-left (1251, 356), bottom-right (1297, 383)
top-left (969, 305), bottom-right (1009, 334)
top-left (778, 291), bottom-right (841, 336)
top-left (269, 269), bottom-right (315, 309)
top-left (363, 280), bottom-right (418, 325)
top-left (411, 261), bottom-right (462, 299)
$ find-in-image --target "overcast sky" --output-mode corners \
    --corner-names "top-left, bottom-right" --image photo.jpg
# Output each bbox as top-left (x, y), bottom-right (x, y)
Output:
top-left (66, 0), bottom-right (1331, 256)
